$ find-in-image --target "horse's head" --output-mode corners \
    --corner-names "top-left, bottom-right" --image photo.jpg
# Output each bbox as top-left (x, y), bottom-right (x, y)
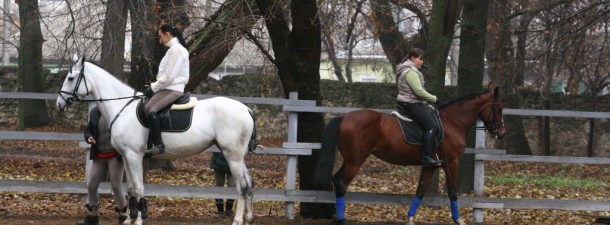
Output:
top-left (479, 86), bottom-right (506, 139)
top-left (56, 55), bottom-right (89, 112)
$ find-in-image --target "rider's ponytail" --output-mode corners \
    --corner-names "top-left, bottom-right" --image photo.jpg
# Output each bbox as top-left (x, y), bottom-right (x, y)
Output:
top-left (159, 24), bottom-right (187, 47)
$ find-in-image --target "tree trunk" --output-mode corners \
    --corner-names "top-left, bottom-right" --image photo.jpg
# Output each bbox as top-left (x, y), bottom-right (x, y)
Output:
top-left (290, 0), bottom-right (330, 218)
top-left (321, 37), bottom-right (346, 82)
top-left (319, 7), bottom-right (345, 82)
top-left (456, 0), bottom-right (488, 95)
top-left (17, 0), bottom-right (48, 129)
top-left (425, 0), bottom-right (461, 94)
top-left (185, 0), bottom-right (259, 92)
top-left (256, 0), bottom-right (332, 218)
top-left (368, 0), bottom-right (411, 70)
top-left (127, 0), bottom-right (156, 90)
top-left (486, 0), bottom-right (532, 155)
top-left (456, 0), bottom-right (489, 194)
top-left (101, 0), bottom-right (128, 79)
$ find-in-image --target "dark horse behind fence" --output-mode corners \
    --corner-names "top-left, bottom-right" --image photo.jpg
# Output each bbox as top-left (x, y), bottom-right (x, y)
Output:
top-left (314, 87), bottom-right (506, 225)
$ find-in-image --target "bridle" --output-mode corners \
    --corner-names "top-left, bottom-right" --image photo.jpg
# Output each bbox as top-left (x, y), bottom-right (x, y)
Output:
top-left (477, 95), bottom-right (504, 136)
top-left (440, 92), bottom-right (504, 136)
top-left (58, 62), bottom-right (89, 107)
top-left (58, 59), bottom-right (144, 134)
top-left (58, 60), bottom-right (142, 107)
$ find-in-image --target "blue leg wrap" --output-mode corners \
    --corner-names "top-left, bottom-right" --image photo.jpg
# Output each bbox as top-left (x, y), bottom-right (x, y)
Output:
top-left (336, 197), bottom-right (345, 220)
top-left (407, 197), bottom-right (422, 217)
top-left (450, 200), bottom-right (460, 221)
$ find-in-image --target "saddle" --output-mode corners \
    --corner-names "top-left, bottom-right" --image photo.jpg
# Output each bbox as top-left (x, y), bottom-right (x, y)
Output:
top-left (136, 92), bottom-right (197, 132)
top-left (392, 105), bottom-right (444, 145)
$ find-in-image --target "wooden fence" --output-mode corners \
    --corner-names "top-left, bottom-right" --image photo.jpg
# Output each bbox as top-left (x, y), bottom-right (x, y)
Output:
top-left (1, 92), bottom-right (609, 223)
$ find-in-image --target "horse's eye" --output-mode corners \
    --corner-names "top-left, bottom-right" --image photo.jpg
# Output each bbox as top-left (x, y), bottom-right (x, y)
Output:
top-left (68, 77), bottom-right (74, 81)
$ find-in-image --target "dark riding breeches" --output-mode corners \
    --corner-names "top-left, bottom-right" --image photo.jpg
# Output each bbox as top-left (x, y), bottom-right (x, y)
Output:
top-left (397, 102), bottom-right (439, 135)
top-left (144, 89), bottom-right (183, 114)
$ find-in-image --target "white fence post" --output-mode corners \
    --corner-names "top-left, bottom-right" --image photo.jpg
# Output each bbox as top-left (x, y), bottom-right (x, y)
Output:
top-left (473, 119), bottom-right (485, 222)
top-left (285, 92), bottom-right (298, 219)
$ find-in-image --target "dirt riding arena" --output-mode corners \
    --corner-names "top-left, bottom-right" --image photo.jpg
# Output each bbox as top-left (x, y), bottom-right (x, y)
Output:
top-left (0, 215), bottom-right (479, 225)
top-left (0, 125), bottom-right (608, 225)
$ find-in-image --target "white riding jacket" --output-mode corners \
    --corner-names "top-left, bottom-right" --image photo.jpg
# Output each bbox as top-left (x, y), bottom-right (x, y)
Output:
top-left (151, 38), bottom-right (190, 93)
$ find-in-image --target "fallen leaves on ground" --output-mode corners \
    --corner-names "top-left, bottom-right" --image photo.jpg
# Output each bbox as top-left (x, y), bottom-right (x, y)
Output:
top-left (0, 126), bottom-right (608, 225)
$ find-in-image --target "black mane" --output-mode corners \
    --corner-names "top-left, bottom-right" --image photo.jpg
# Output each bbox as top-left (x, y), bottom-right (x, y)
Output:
top-left (439, 90), bottom-right (489, 108)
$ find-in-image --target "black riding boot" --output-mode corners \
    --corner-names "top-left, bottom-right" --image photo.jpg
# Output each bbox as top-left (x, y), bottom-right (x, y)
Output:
top-left (225, 199), bottom-right (234, 217)
top-left (146, 111), bottom-right (165, 154)
top-left (215, 199), bottom-right (225, 217)
top-left (421, 131), bottom-right (442, 168)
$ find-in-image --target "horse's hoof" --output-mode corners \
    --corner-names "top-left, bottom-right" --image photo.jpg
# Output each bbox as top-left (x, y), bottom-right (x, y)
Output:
top-left (334, 219), bottom-right (348, 225)
top-left (406, 216), bottom-right (415, 225)
top-left (454, 218), bottom-right (467, 225)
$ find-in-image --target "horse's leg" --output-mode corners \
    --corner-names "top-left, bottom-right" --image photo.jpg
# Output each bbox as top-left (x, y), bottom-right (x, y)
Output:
top-left (227, 158), bottom-right (253, 225)
top-left (407, 167), bottom-right (436, 225)
top-left (122, 151), bottom-right (146, 225)
top-left (333, 163), bottom-right (361, 225)
top-left (332, 166), bottom-right (347, 223)
top-left (444, 162), bottom-right (467, 225)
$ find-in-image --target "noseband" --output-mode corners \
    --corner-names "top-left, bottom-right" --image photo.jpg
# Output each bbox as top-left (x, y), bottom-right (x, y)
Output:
top-left (478, 96), bottom-right (504, 136)
top-left (58, 63), bottom-right (89, 107)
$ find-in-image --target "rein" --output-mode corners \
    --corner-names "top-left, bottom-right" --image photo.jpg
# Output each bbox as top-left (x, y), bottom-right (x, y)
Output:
top-left (440, 92), bottom-right (503, 135)
top-left (59, 60), bottom-right (145, 134)
top-left (475, 96), bottom-right (504, 134)
top-left (59, 61), bottom-right (145, 107)
top-left (109, 97), bottom-right (140, 135)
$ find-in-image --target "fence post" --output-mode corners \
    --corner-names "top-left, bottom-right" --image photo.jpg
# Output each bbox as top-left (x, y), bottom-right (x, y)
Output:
top-left (473, 119), bottom-right (485, 222)
top-left (285, 92), bottom-right (298, 219)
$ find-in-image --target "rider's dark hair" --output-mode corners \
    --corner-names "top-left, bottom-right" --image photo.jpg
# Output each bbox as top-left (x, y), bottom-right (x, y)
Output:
top-left (406, 48), bottom-right (425, 61)
top-left (159, 24), bottom-right (186, 47)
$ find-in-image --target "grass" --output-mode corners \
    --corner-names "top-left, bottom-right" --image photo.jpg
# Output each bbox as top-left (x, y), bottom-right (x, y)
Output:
top-left (487, 175), bottom-right (608, 188)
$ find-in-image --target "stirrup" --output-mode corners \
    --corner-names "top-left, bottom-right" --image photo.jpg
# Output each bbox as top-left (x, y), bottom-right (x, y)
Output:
top-left (421, 158), bottom-right (442, 168)
top-left (145, 144), bottom-right (165, 154)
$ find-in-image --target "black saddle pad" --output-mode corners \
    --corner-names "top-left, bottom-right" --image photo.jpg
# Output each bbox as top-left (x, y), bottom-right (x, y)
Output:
top-left (136, 98), bottom-right (194, 133)
top-left (395, 109), bottom-right (444, 145)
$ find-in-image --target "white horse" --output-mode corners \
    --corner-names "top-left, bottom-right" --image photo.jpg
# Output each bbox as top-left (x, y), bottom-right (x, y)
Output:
top-left (56, 56), bottom-right (256, 225)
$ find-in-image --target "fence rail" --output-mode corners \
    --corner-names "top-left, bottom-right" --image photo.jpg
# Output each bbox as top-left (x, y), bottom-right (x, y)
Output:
top-left (1, 92), bottom-right (609, 223)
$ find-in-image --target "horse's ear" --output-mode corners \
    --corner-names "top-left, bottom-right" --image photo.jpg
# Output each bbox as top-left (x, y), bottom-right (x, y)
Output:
top-left (72, 54), bottom-right (79, 62)
top-left (493, 86), bottom-right (500, 98)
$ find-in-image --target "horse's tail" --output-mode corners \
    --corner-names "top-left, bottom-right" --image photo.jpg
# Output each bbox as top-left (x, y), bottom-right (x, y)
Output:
top-left (314, 116), bottom-right (344, 187)
top-left (247, 109), bottom-right (259, 153)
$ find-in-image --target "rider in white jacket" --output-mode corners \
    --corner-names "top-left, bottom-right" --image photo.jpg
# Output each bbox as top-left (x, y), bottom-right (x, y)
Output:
top-left (143, 24), bottom-right (190, 154)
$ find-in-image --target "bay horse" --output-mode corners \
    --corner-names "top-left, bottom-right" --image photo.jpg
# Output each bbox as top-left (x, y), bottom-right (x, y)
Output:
top-left (315, 87), bottom-right (506, 225)
top-left (56, 56), bottom-right (256, 225)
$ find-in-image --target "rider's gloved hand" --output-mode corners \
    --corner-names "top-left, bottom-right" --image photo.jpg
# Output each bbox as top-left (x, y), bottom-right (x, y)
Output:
top-left (144, 85), bottom-right (154, 97)
top-left (434, 99), bottom-right (441, 108)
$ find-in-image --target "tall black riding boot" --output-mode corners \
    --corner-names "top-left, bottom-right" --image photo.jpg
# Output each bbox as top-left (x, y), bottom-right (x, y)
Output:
top-left (146, 111), bottom-right (165, 154)
top-left (421, 131), bottom-right (442, 168)
top-left (225, 199), bottom-right (235, 217)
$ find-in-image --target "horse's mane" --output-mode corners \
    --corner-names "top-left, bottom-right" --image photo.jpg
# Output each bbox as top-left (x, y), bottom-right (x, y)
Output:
top-left (86, 61), bottom-right (134, 88)
top-left (439, 90), bottom-right (489, 108)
